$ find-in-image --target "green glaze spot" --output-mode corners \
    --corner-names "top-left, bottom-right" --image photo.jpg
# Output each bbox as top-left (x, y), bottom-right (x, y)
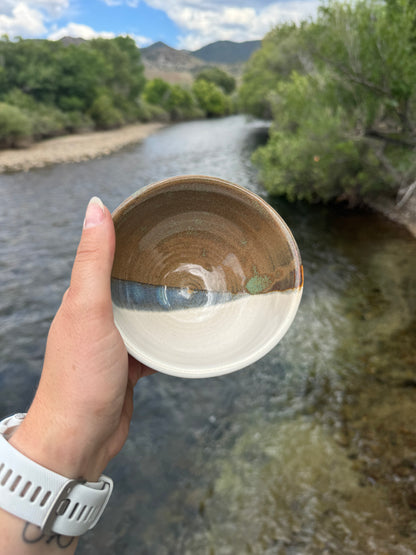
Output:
top-left (246, 274), bottom-right (272, 295)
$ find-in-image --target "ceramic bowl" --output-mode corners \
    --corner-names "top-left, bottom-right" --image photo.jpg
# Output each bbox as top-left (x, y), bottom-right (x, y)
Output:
top-left (111, 175), bottom-right (303, 378)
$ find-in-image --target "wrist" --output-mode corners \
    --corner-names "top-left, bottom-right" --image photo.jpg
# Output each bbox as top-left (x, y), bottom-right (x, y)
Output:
top-left (0, 414), bottom-right (113, 537)
top-left (9, 411), bottom-right (105, 482)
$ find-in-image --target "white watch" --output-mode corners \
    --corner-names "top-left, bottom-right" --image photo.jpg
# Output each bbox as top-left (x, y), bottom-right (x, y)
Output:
top-left (0, 413), bottom-right (113, 536)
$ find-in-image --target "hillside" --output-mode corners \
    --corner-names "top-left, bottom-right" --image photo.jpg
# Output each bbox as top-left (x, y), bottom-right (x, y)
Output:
top-left (59, 36), bottom-right (86, 46)
top-left (192, 40), bottom-right (262, 64)
top-left (141, 41), bottom-right (205, 71)
top-left (140, 39), bottom-right (261, 84)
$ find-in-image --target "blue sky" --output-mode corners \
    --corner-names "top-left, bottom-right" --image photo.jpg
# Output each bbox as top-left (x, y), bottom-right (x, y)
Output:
top-left (0, 0), bottom-right (321, 50)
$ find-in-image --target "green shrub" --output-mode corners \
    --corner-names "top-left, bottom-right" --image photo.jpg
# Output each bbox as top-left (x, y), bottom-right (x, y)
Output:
top-left (241, 1), bottom-right (416, 203)
top-left (88, 94), bottom-right (125, 129)
top-left (141, 80), bottom-right (203, 121)
top-left (31, 105), bottom-right (67, 139)
top-left (0, 102), bottom-right (33, 147)
top-left (2, 89), bottom-right (36, 110)
top-left (192, 79), bottom-right (231, 117)
top-left (165, 85), bottom-right (200, 121)
top-left (143, 79), bottom-right (171, 107)
top-left (136, 98), bottom-right (170, 123)
top-left (58, 96), bottom-right (86, 113)
top-left (195, 67), bottom-right (236, 94)
top-left (63, 111), bottom-right (94, 133)
top-left (253, 73), bottom-right (394, 203)
top-left (3, 89), bottom-right (70, 139)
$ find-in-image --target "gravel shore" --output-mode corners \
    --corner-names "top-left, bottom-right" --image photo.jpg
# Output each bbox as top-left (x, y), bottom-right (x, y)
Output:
top-left (0, 122), bottom-right (165, 173)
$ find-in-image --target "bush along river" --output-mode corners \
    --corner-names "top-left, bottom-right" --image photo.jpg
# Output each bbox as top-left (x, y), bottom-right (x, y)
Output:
top-left (1, 115), bottom-right (415, 554)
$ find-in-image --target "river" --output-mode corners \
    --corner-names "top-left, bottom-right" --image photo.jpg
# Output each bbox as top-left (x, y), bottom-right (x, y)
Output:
top-left (1, 115), bottom-right (415, 554)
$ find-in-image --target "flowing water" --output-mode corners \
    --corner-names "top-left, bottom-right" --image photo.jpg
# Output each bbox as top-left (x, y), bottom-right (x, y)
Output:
top-left (1, 116), bottom-right (415, 554)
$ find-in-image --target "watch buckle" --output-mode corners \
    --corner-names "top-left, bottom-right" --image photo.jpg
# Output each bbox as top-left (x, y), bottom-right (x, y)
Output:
top-left (40, 475), bottom-right (113, 536)
top-left (41, 478), bottom-right (85, 536)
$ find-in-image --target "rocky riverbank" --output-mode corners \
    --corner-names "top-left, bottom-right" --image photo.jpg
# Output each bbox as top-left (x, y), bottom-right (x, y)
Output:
top-left (0, 122), bottom-right (165, 174)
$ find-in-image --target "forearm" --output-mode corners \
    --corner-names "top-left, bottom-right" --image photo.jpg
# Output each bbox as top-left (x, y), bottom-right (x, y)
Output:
top-left (0, 198), bottom-right (155, 553)
top-left (0, 509), bottom-right (78, 554)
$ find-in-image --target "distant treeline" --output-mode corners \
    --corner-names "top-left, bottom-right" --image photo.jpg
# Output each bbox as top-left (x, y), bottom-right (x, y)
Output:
top-left (238, 0), bottom-right (416, 205)
top-left (0, 36), bottom-right (236, 148)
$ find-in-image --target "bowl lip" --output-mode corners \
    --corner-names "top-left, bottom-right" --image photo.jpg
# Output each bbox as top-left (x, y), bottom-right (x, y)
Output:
top-left (111, 174), bottom-right (304, 378)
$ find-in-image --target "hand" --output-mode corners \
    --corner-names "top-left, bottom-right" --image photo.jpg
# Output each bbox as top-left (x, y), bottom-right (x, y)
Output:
top-left (10, 197), bottom-right (154, 482)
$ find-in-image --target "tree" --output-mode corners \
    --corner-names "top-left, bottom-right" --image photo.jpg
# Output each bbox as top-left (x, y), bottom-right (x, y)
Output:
top-left (192, 79), bottom-right (231, 117)
top-left (0, 102), bottom-right (33, 147)
top-left (253, 72), bottom-right (387, 203)
top-left (164, 84), bottom-right (197, 121)
top-left (89, 36), bottom-right (145, 118)
top-left (89, 93), bottom-right (125, 129)
top-left (54, 44), bottom-right (106, 112)
top-left (240, 0), bottom-right (416, 204)
top-left (143, 78), bottom-right (171, 107)
top-left (195, 67), bottom-right (236, 94)
top-left (238, 24), bottom-right (306, 119)
top-left (0, 36), bottom-right (148, 142)
top-left (142, 78), bottom-right (202, 121)
top-left (0, 38), bottom-right (60, 104)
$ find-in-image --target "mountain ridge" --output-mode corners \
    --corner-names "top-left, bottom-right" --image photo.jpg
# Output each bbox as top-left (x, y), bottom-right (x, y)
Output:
top-left (141, 39), bottom-right (261, 65)
top-left (191, 40), bottom-right (262, 64)
top-left (140, 39), bottom-right (261, 81)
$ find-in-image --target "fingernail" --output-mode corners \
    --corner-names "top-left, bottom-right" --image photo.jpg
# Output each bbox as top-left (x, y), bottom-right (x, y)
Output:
top-left (83, 197), bottom-right (105, 229)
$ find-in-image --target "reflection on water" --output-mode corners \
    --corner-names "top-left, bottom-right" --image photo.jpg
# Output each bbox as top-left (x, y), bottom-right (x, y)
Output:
top-left (1, 116), bottom-right (415, 553)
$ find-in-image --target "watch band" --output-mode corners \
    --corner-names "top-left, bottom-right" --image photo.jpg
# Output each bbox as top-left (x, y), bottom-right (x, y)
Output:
top-left (0, 414), bottom-right (113, 536)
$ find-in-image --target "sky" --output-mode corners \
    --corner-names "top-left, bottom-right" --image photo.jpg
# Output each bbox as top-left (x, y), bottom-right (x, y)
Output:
top-left (0, 0), bottom-right (321, 51)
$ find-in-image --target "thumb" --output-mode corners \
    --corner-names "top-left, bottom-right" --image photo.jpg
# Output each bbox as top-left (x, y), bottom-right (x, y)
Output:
top-left (68, 196), bottom-right (115, 312)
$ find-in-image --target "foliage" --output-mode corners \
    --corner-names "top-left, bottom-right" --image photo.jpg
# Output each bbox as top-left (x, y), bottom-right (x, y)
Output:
top-left (240, 0), bottom-right (416, 204)
top-left (238, 24), bottom-right (306, 119)
top-left (0, 35), bottom-right (236, 148)
top-left (2, 88), bottom-right (94, 139)
top-left (192, 79), bottom-right (231, 117)
top-left (143, 78), bottom-right (171, 107)
top-left (135, 98), bottom-right (170, 123)
top-left (0, 35), bottom-right (146, 143)
top-left (253, 72), bottom-right (390, 203)
top-left (195, 67), bottom-right (236, 94)
top-left (143, 78), bottom-right (204, 121)
top-left (0, 102), bottom-right (33, 147)
top-left (63, 110), bottom-right (94, 133)
top-left (88, 94), bottom-right (125, 129)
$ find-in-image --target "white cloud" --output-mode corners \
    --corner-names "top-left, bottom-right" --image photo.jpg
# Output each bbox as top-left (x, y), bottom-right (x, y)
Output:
top-left (28, 0), bottom-right (69, 17)
top-left (144, 0), bottom-right (320, 50)
top-left (48, 23), bottom-right (152, 47)
top-left (0, 0), bottom-right (69, 38)
top-left (0, 0), bottom-right (320, 49)
top-left (48, 22), bottom-right (115, 40)
top-left (0, 0), bottom-right (69, 18)
top-left (0, 3), bottom-right (46, 37)
top-left (100, 0), bottom-right (140, 6)
top-left (127, 32), bottom-right (152, 46)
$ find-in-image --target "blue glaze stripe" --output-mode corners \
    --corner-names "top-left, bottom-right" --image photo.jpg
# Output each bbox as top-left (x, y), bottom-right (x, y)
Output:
top-left (111, 278), bottom-right (245, 311)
